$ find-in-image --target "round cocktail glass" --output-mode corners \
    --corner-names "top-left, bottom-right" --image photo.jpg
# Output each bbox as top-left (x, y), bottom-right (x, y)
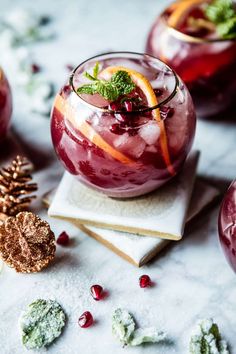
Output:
top-left (0, 67), bottom-right (12, 141)
top-left (51, 52), bottom-right (196, 198)
top-left (218, 180), bottom-right (236, 273)
top-left (146, 1), bottom-right (236, 117)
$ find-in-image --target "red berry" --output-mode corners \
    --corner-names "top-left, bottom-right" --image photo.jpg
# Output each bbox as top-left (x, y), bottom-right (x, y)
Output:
top-left (90, 284), bottom-right (103, 301)
top-left (57, 231), bottom-right (70, 246)
top-left (110, 123), bottom-right (125, 135)
top-left (115, 113), bottom-right (129, 124)
top-left (154, 88), bottom-right (163, 97)
top-left (139, 274), bottom-right (151, 288)
top-left (160, 106), bottom-right (175, 120)
top-left (78, 311), bottom-right (93, 328)
top-left (109, 102), bottom-right (120, 111)
top-left (124, 100), bottom-right (133, 112)
top-left (31, 63), bottom-right (41, 74)
top-left (61, 84), bottom-right (71, 98)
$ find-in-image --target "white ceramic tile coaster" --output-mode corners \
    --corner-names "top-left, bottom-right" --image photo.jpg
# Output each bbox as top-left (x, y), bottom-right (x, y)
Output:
top-left (45, 176), bottom-right (219, 266)
top-left (79, 179), bottom-right (219, 266)
top-left (49, 150), bottom-right (200, 240)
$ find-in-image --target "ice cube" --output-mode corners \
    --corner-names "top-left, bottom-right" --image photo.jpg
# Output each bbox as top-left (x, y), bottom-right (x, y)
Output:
top-left (139, 122), bottom-right (160, 145)
top-left (114, 133), bottom-right (146, 159)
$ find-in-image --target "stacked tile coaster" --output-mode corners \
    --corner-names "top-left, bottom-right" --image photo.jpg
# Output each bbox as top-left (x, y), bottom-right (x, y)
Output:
top-left (48, 151), bottom-right (219, 266)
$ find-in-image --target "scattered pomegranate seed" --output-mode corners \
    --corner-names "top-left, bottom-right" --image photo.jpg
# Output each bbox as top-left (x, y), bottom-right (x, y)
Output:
top-left (110, 123), bottom-right (125, 135)
top-left (124, 100), bottom-right (133, 112)
top-left (78, 311), bottom-right (94, 328)
top-left (31, 63), bottom-right (41, 74)
top-left (139, 274), bottom-right (151, 288)
top-left (57, 231), bottom-right (70, 246)
top-left (90, 284), bottom-right (103, 301)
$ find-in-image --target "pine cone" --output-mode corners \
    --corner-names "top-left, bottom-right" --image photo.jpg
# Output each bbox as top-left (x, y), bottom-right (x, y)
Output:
top-left (0, 212), bottom-right (55, 273)
top-left (0, 156), bottom-right (37, 219)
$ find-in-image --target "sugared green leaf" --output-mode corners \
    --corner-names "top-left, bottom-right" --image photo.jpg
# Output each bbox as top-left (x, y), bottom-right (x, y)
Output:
top-left (20, 299), bottom-right (66, 350)
top-left (189, 318), bottom-right (229, 354)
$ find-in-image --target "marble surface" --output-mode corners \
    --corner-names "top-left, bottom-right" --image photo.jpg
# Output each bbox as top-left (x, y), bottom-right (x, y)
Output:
top-left (0, 0), bottom-right (236, 353)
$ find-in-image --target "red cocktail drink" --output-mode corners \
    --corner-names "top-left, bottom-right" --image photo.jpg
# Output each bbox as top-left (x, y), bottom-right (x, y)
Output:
top-left (219, 180), bottom-right (236, 273)
top-left (0, 68), bottom-right (12, 141)
top-left (51, 52), bottom-right (196, 198)
top-left (146, 0), bottom-right (236, 117)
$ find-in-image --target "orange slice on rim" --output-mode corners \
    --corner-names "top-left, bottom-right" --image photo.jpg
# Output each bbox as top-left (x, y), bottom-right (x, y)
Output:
top-left (168, 0), bottom-right (207, 29)
top-left (100, 66), bottom-right (175, 176)
top-left (53, 94), bottom-right (135, 165)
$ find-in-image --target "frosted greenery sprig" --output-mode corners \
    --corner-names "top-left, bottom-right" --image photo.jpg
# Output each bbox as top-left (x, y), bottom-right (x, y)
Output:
top-left (112, 308), bottom-right (166, 347)
top-left (189, 318), bottom-right (230, 354)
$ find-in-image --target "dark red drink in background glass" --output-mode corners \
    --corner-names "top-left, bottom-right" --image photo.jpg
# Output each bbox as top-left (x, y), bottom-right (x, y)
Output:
top-left (0, 67), bottom-right (12, 141)
top-left (146, 0), bottom-right (236, 117)
top-left (218, 180), bottom-right (236, 273)
top-left (51, 52), bottom-right (196, 198)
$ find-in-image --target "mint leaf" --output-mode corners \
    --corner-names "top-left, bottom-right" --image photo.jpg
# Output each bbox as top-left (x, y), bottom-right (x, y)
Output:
top-left (76, 84), bottom-right (97, 95)
top-left (20, 299), bottom-right (66, 350)
top-left (112, 308), bottom-right (135, 345)
top-left (77, 63), bottom-right (135, 101)
top-left (129, 327), bottom-right (166, 346)
top-left (189, 319), bottom-right (230, 354)
top-left (111, 71), bottom-right (135, 96)
top-left (96, 80), bottom-right (119, 101)
top-left (84, 71), bottom-right (97, 81)
top-left (217, 16), bottom-right (236, 38)
top-left (112, 308), bottom-right (168, 347)
top-left (205, 0), bottom-right (236, 38)
top-left (205, 0), bottom-right (235, 24)
top-left (93, 61), bottom-right (99, 79)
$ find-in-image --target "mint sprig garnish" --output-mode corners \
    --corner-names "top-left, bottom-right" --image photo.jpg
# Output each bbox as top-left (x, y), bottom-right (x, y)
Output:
top-left (77, 62), bottom-right (135, 101)
top-left (217, 16), bottom-right (236, 39)
top-left (205, 0), bottom-right (236, 39)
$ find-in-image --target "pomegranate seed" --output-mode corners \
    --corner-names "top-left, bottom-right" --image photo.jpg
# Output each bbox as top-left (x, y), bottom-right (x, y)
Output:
top-left (109, 102), bottom-right (120, 111)
top-left (160, 106), bottom-right (174, 120)
top-left (115, 113), bottom-right (129, 124)
top-left (31, 63), bottom-right (41, 74)
top-left (128, 128), bottom-right (138, 136)
top-left (61, 84), bottom-right (71, 98)
top-left (90, 284), bottom-right (103, 301)
top-left (139, 274), bottom-right (151, 288)
top-left (110, 123), bottom-right (125, 135)
top-left (78, 311), bottom-right (93, 328)
top-left (124, 100), bottom-right (133, 112)
top-left (154, 88), bottom-right (163, 97)
top-left (57, 231), bottom-right (70, 246)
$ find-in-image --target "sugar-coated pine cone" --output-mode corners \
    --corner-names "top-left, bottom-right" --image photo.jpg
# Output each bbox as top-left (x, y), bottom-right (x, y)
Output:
top-left (0, 155), bottom-right (37, 218)
top-left (0, 212), bottom-right (55, 273)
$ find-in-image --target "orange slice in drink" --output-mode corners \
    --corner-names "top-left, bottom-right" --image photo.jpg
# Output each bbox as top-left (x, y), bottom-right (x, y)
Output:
top-left (168, 0), bottom-right (206, 29)
top-left (100, 66), bottom-right (175, 176)
top-left (53, 94), bottom-right (135, 165)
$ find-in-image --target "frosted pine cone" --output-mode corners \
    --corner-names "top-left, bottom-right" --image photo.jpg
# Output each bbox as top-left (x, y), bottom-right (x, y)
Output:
top-left (0, 212), bottom-right (55, 273)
